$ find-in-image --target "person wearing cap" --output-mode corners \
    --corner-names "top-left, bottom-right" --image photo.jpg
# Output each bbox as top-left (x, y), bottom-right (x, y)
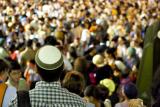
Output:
top-left (115, 82), bottom-right (144, 107)
top-left (92, 54), bottom-right (113, 84)
top-left (9, 45), bottom-right (86, 107)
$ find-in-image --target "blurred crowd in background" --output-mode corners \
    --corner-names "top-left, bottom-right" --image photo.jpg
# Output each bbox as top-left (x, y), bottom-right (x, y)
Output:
top-left (0, 0), bottom-right (160, 107)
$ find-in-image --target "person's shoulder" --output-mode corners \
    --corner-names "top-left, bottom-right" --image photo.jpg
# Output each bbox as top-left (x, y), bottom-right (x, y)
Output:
top-left (7, 86), bottom-right (17, 91)
top-left (7, 86), bottom-right (17, 107)
top-left (5, 86), bottom-right (17, 99)
top-left (62, 89), bottom-right (86, 105)
top-left (2, 85), bottom-right (17, 107)
top-left (65, 89), bottom-right (83, 100)
top-left (115, 102), bottom-right (122, 107)
top-left (115, 102), bottom-right (128, 107)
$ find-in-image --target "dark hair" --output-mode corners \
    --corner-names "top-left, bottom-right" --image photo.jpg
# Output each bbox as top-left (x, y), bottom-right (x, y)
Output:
top-left (44, 36), bottom-right (59, 46)
top-left (36, 63), bottom-right (64, 82)
top-left (73, 57), bottom-right (88, 73)
top-left (26, 39), bottom-right (33, 47)
top-left (29, 59), bottom-right (35, 64)
top-left (10, 60), bottom-right (21, 70)
top-left (123, 83), bottom-right (138, 99)
top-left (36, 42), bottom-right (41, 48)
top-left (62, 71), bottom-right (85, 95)
top-left (97, 84), bottom-right (109, 101)
top-left (68, 46), bottom-right (77, 59)
top-left (84, 85), bottom-right (100, 100)
top-left (9, 43), bottom-right (16, 52)
top-left (7, 60), bottom-right (21, 74)
top-left (0, 59), bottom-right (10, 74)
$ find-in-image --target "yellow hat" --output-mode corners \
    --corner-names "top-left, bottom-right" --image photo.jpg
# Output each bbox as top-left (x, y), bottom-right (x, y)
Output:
top-left (92, 54), bottom-right (106, 67)
top-left (54, 30), bottom-right (64, 41)
top-left (100, 78), bottom-right (115, 96)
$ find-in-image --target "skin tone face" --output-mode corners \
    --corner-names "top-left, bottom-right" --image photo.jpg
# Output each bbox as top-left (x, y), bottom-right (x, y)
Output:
top-left (0, 70), bottom-right (9, 82)
top-left (9, 69), bottom-right (21, 84)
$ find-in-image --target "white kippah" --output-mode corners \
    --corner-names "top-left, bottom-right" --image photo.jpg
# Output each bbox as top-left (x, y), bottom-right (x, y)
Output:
top-left (35, 45), bottom-right (63, 70)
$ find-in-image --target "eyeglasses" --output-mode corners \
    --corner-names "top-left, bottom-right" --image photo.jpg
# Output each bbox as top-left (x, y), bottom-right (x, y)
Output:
top-left (10, 70), bottom-right (21, 75)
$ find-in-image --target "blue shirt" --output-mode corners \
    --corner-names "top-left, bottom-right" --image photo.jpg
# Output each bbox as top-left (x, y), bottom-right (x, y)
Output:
top-left (0, 80), bottom-right (16, 107)
top-left (3, 86), bottom-right (16, 107)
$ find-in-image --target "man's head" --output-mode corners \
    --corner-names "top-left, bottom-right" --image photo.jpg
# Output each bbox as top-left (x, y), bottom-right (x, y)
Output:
top-left (0, 59), bottom-right (10, 82)
top-left (9, 60), bottom-right (22, 83)
top-left (35, 45), bottom-right (64, 82)
top-left (122, 82), bottom-right (138, 99)
top-left (26, 39), bottom-right (33, 48)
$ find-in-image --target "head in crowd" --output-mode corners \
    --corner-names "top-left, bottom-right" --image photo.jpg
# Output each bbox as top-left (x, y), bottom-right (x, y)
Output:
top-left (62, 70), bottom-right (85, 95)
top-left (84, 85), bottom-right (101, 100)
top-left (9, 60), bottom-right (21, 77)
top-left (44, 36), bottom-right (60, 46)
top-left (8, 60), bottom-right (22, 84)
top-left (100, 78), bottom-right (116, 96)
top-left (84, 85), bottom-right (105, 107)
top-left (35, 45), bottom-right (64, 82)
top-left (122, 82), bottom-right (138, 99)
top-left (92, 54), bottom-right (106, 68)
top-left (0, 59), bottom-right (10, 82)
top-left (97, 84), bottom-right (110, 101)
top-left (127, 47), bottom-right (136, 57)
top-left (73, 56), bottom-right (88, 74)
top-left (26, 39), bottom-right (33, 48)
top-left (54, 30), bottom-right (65, 43)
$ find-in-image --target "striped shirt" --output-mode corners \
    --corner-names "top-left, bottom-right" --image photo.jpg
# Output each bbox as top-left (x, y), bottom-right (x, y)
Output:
top-left (9, 81), bottom-right (86, 107)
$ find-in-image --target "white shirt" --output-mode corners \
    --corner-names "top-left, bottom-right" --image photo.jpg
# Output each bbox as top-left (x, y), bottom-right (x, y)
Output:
top-left (81, 29), bottom-right (90, 42)
top-left (63, 55), bottom-right (73, 71)
top-left (3, 86), bottom-right (16, 107)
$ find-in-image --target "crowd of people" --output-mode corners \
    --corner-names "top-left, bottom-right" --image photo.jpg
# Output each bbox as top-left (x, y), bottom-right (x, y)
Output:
top-left (0, 0), bottom-right (160, 107)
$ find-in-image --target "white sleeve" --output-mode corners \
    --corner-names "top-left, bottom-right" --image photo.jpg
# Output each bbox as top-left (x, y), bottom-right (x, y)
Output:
top-left (104, 99), bottom-right (112, 107)
top-left (3, 86), bottom-right (17, 107)
top-left (81, 30), bottom-right (90, 42)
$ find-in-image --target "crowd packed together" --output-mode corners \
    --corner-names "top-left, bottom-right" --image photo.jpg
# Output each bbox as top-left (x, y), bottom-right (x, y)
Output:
top-left (0, 0), bottom-right (160, 107)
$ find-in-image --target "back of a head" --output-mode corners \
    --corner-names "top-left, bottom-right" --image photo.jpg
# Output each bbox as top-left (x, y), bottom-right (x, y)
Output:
top-left (62, 71), bottom-right (85, 95)
top-left (84, 85), bottom-right (100, 100)
top-left (26, 39), bottom-right (33, 47)
top-left (35, 45), bottom-right (64, 82)
top-left (0, 59), bottom-right (10, 82)
top-left (10, 60), bottom-right (21, 70)
top-left (123, 83), bottom-right (138, 99)
top-left (73, 57), bottom-right (87, 73)
top-left (0, 59), bottom-right (10, 74)
top-left (97, 84), bottom-right (109, 101)
top-left (44, 36), bottom-right (59, 46)
top-left (127, 47), bottom-right (136, 57)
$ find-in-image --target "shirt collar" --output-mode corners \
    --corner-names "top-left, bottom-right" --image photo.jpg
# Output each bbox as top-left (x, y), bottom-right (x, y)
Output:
top-left (35, 81), bottom-right (61, 88)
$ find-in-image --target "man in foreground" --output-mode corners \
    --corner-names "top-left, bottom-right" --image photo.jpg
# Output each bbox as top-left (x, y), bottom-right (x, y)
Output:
top-left (9, 45), bottom-right (86, 107)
